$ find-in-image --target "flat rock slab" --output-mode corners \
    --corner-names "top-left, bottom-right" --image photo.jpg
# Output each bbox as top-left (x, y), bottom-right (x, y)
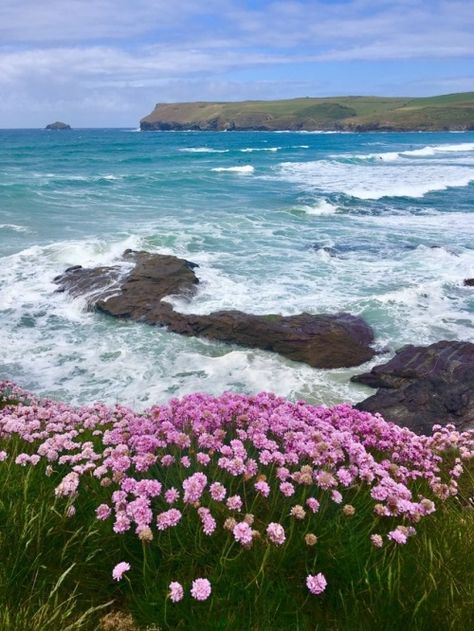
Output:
top-left (55, 250), bottom-right (375, 369)
top-left (353, 341), bottom-right (474, 433)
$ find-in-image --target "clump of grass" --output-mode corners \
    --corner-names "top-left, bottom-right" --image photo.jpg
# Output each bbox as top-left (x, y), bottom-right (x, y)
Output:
top-left (0, 383), bottom-right (473, 630)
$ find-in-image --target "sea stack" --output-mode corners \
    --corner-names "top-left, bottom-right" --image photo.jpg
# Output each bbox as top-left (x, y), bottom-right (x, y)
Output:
top-left (45, 121), bottom-right (71, 130)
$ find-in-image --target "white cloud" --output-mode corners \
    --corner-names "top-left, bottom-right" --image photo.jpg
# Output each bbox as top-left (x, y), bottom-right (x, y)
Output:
top-left (0, 1), bottom-right (472, 126)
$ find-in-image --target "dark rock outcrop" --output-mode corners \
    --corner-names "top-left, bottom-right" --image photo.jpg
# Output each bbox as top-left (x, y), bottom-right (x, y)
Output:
top-left (464, 278), bottom-right (474, 286)
top-left (353, 341), bottom-right (474, 433)
top-left (45, 121), bottom-right (71, 130)
top-left (55, 250), bottom-right (375, 369)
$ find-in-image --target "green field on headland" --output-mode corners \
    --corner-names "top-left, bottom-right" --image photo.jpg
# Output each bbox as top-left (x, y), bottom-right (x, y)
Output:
top-left (140, 92), bottom-right (474, 131)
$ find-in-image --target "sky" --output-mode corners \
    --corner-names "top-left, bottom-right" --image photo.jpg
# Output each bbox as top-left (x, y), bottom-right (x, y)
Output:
top-left (0, 0), bottom-right (473, 128)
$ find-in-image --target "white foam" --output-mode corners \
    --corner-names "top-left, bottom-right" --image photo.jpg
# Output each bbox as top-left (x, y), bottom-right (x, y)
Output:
top-left (0, 223), bottom-right (31, 233)
top-left (180, 147), bottom-right (229, 153)
top-left (211, 165), bottom-right (255, 174)
top-left (276, 158), bottom-right (474, 199)
top-left (240, 147), bottom-right (280, 153)
top-left (355, 142), bottom-right (474, 162)
top-left (298, 200), bottom-right (338, 215)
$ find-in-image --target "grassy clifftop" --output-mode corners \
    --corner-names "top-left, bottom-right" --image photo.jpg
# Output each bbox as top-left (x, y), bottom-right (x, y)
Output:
top-left (140, 92), bottom-right (474, 131)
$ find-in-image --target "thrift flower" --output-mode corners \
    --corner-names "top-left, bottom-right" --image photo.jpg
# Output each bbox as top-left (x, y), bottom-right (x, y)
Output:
top-left (370, 534), bottom-right (383, 548)
top-left (290, 505), bottom-right (306, 520)
top-left (266, 522), bottom-right (286, 546)
top-left (233, 521), bottom-right (253, 546)
top-left (306, 573), bottom-right (327, 595)
top-left (306, 497), bottom-right (320, 513)
top-left (191, 578), bottom-right (212, 601)
top-left (305, 533), bottom-right (318, 546)
top-left (226, 495), bottom-right (242, 511)
top-left (112, 562), bottom-right (130, 581)
top-left (169, 581), bottom-right (184, 603)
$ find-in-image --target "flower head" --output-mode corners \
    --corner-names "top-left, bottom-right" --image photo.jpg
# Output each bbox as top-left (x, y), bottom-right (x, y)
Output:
top-left (266, 522), bottom-right (286, 546)
top-left (306, 573), bottom-right (327, 595)
top-left (169, 581), bottom-right (184, 603)
top-left (112, 561), bottom-right (130, 581)
top-left (190, 578), bottom-right (212, 601)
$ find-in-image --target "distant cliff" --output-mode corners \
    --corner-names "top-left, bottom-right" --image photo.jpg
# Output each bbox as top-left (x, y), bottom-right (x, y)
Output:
top-left (140, 92), bottom-right (474, 132)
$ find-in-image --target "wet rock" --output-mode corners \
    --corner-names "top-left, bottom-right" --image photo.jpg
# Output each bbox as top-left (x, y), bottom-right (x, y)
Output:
top-left (464, 278), bottom-right (474, 286)
top-left (55, 250), bottom-right (375, 369)
top-left (353, 341), bottom-right (474, 433)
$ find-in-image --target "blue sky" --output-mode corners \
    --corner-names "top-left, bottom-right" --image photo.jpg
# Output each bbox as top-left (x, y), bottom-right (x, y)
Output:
top-left (0, 0), bottom-right (473, 127)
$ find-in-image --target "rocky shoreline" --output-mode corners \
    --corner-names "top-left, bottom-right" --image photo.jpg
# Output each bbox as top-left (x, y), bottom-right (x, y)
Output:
top-left (353, 341), bottom-right (474, 433)
top-left (53, 249), bottom-right (474, 434)
top-left (54, 250), bottom-right (375, 369)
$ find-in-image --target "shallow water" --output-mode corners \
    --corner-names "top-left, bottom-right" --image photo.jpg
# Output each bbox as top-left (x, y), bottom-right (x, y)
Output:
top-left (1, 129), bottom-right (473, 408)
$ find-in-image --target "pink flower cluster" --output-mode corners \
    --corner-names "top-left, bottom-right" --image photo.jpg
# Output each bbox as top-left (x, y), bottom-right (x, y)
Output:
top-left (168, 578), bottom-right (212, 602)
top-left (1, 381), bottom-right (473, 602)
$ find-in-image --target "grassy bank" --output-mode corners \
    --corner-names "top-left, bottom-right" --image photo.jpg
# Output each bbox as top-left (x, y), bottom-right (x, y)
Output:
top-left (0, 384), bottom-right (473, 630)
top-left (140, 92), bottom-right (474, 131)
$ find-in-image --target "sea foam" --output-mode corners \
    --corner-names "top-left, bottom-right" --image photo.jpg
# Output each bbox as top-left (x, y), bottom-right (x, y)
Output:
top-left (211, 165), bottom-right (255, 174)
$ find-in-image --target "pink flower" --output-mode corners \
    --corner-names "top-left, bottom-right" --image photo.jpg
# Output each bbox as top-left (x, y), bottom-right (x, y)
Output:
top-left (190, 578), bottom-right (212, 601)
top-left (112, 561), bottom-right (130, 581)
top-left (226, 495), bottom-right (242, 511)
top-left (306, 573), bottom-right (327, 595)
top-left (266, 522), bottom-right (286, 546)
top-left (306, 497), bottom-right (320, 513)
top-left (183, 472), bottom-right (207, 504)
top-left (387, 528), bottom-right (408, 544)
top-left (96, 503), bottom-right (112, 520)
top-left (254, 480), bottom-right (270, 497)
top-left (168, 581), bottom-right (184, 603)
top-left (165, 487), bottom-right (180, 504)
top-left (157, 508), bottom-right (182, 531)
top-left (209, 482), bottom-right (226, 502)
top-left (197, 507), bottom-right (217, 535)
top-left (54, 472), bottom-right (80, 497)
top-left (0, 450), bottom-right (7, 462)
top-left (279, 482), bottom-right (295, 497)
top-left (233, 521), bottom-right (253, 546)
top-left (370, 534), bottom-right (383, 548)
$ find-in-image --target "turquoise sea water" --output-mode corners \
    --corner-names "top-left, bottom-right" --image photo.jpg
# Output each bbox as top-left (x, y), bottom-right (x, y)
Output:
top-left (1, 129), bottom-right (473, 408)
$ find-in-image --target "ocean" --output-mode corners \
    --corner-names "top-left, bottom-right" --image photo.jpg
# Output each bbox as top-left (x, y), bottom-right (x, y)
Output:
top-left (0, 129), bottom-right (473, 408)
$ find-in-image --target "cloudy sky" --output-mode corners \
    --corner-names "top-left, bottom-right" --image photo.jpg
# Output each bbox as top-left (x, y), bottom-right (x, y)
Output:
top-left (0, 0), bottom-right (473, 127)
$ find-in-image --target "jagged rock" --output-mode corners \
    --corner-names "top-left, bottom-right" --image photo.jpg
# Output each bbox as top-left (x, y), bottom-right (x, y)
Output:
top-left (353, 341), bottom-right (474, 433)
top-left (464, 278), bottom-right (474, 286)
top-left (45, 121), bottom-right (71, 130)
top-left (54, 250), bottom-right (375, 369)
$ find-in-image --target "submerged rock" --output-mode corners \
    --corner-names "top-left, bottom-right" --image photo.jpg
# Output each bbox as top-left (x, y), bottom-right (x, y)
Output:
top-left (353, 341), bottom-right (474, 433)
top-left (55, 250), bottom-right (375, 369)
top-left (45, 121), bottom-right (71, 130)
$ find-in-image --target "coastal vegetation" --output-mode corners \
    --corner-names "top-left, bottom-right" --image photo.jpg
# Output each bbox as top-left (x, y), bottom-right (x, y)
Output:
top-left (140, 92), bottom-right (474, 132)
top-left (1, 382), bottom-right (473, 630)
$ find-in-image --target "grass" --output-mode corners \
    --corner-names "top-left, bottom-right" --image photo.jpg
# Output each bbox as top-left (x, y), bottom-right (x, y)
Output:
top-left (0, 419), bottom-right (473, 631)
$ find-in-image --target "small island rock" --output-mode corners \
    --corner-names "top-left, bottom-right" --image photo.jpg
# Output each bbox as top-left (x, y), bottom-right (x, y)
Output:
top-left (45, 121), bottom-right (71, 130)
